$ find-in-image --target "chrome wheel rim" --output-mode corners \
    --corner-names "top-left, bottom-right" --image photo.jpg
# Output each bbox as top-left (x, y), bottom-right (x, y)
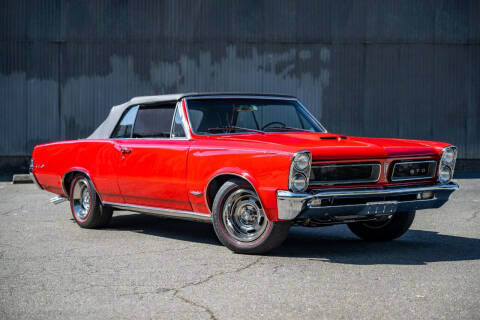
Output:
top-left (72, 178), bottom-right (91, 221)
top-left (222, 189), bottom-right (268, 242)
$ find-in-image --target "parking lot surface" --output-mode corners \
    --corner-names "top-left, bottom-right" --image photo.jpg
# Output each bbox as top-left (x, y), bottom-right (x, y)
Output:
top-left (1, 179), bottom-right (479, 319)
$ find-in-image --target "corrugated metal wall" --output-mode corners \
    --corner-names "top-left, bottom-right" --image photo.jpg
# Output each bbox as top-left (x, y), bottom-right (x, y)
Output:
top-left (1, 0), bottom-right (479, 159)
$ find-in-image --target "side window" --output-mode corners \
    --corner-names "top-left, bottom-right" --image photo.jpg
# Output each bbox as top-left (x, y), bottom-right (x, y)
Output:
top-left (111, 106), bottom-right (139, 138)
top-left (171, 105), bottom-right (187, 138)
top-left (188, 109), bottom-right (204, 132)
top-left (132, 105), bottom-right (175, 138)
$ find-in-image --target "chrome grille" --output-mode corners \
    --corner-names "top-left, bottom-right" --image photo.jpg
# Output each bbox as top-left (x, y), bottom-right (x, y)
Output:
top-left (309, 163), bottom-right (381, 185)
top-left (391, 160), bottom-right (436, 181)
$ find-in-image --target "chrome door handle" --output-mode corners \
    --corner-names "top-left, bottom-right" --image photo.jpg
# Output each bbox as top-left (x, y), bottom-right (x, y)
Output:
top-left (120, 147), bottom-right (132, 154)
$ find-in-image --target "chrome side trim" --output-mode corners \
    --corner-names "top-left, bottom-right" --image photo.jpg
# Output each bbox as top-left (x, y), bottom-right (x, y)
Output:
top-left (277, 182), bottom-right (459, 220)
top-left (391, 160), bottom-right (437, 182)
top-left (309, 163), bottom-right (381, 186)
top-left (103, 201), bottom-right (212, 223)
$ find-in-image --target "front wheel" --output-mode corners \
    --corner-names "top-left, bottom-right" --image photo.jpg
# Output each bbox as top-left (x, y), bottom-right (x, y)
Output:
top-left (69, 175), bottom-right (113, 229)
top-left (212, 179), bottom-right (291, 254)
top-left (347, 211), bottom-right (416, 241)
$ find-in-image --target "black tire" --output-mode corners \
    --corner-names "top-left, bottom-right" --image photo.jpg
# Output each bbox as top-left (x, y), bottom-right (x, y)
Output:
top-left (69, 175), bottom-right (113, 229)
top-left (347, 211), bottom-right (416, 241)
top-left (212, 179), bottom-right (291, 254)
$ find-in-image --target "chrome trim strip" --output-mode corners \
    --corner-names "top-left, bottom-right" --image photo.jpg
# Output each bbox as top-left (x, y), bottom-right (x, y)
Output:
top-left (305, 183), bottom-right (458, 198)
top-left (391, 160), bottom-right (437, 182)
top-left (277, 182), bottom-right (459, 220)
top-left (170, 101), bottom-right (192, 140)
top-left (185, 94), bottom-right (298, 101)
top-left (295, 99), bottom-right (328, 132)
top-left (103, 201), bottom-right (212, 223)
top-left (309, 163), bottom-right (381, 186)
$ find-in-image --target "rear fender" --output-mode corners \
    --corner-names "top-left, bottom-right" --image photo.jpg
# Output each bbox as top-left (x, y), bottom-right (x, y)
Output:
top-left (62, 168), bottom-right (102, 203)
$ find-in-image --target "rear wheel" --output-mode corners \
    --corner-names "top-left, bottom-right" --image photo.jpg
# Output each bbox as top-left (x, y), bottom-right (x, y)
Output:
top-left (69, 175), bottom-right (113, 228)
top-left (212, 179), bottom-right (291, 254)
top-left (347, 211), bottom-right (416, 241)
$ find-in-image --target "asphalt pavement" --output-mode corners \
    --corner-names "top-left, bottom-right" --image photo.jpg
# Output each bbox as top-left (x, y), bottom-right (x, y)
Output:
top-left (1, 179), bottom-right (479, 319)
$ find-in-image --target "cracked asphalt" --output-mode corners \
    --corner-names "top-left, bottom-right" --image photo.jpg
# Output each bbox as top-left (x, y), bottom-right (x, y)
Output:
top-left (1, 179), bottom-right (479, 320)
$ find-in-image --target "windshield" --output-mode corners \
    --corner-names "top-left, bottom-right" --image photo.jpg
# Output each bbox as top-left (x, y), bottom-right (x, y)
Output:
top-left (185, 98), bottom-right (326, 135)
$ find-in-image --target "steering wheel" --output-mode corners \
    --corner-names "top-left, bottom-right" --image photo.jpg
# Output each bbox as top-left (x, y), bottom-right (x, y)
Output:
top-left (261, 121), bottom-right (287, 130)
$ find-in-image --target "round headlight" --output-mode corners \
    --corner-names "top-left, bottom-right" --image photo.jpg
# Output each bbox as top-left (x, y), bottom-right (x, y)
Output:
top-left (438, 165), bottom-right (452, 183)
top-left (442, 148), bottom-right (455, 164)
top-left (292, 173), bottom-right (307, 192)
top-left (294, 153), bottom-right (310, 171)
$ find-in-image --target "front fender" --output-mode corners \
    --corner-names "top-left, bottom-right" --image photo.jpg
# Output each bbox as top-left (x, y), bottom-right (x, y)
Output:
top-left (187, 144), bottom-right (292, 220)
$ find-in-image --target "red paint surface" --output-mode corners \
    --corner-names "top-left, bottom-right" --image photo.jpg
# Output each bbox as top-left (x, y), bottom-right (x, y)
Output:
top-left (32, 99), bottom-right (451, 222)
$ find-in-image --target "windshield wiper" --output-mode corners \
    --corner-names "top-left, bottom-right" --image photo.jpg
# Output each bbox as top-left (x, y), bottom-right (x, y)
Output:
top-left (263, 126), bottom-right (311, 132)
top-left (207, 126), bottom-right (264, 134)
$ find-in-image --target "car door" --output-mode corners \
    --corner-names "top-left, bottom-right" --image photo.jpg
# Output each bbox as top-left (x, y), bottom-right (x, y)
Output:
top-left (112, 102), bottom-right (192, 211)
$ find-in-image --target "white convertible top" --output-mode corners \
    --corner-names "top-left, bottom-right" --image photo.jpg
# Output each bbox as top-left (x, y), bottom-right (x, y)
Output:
top-left (87, 93), bottom-right (297, 139)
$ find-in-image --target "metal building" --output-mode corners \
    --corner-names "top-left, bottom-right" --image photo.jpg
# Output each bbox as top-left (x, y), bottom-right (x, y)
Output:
top-left (1, 0), bottom-right (479, 174)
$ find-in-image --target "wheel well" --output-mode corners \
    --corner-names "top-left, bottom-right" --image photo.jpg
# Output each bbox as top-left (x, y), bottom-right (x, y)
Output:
top-left (62, 171), bottom-right (87, 197)
top-left (205, 174), bottom-right (255, 212)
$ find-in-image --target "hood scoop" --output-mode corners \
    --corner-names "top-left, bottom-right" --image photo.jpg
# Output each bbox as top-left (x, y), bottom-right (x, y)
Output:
top-left (319, 135), bottom-right (347, 140)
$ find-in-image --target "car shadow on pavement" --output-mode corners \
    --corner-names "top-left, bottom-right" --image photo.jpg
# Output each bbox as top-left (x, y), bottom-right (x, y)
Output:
top-left (106, 213), bottom-right (480, 265)
top-left (272, 225), bottom-right (480, 265)
top-left (106, 213), bottom-right (221, 246)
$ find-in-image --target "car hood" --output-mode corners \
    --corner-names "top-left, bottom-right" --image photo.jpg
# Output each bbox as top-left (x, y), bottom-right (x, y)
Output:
top-left (207, 132), bottom-right (442, 160)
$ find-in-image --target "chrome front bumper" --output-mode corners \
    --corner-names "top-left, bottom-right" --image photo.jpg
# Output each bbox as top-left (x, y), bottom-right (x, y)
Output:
top-left (276, 182), bottom-right (459, 220)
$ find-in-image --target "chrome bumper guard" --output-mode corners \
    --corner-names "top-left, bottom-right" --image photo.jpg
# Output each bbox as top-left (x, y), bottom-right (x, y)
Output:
top-left (276, 182), bottom-right (459, 220)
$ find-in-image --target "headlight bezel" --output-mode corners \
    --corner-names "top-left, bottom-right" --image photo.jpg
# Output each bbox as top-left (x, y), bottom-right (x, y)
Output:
top-left (289, 150), bottom-right (312, 192)
top-left (293, 152), bottom-right (310, 171)
top-left (291, 173), bottom-right (308, 192)
top-left (437, 146), bottom-right (457, 184)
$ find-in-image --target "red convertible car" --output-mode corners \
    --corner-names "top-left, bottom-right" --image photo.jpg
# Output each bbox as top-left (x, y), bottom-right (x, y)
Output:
top-left (30, 93), bottom-right (458, 254)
